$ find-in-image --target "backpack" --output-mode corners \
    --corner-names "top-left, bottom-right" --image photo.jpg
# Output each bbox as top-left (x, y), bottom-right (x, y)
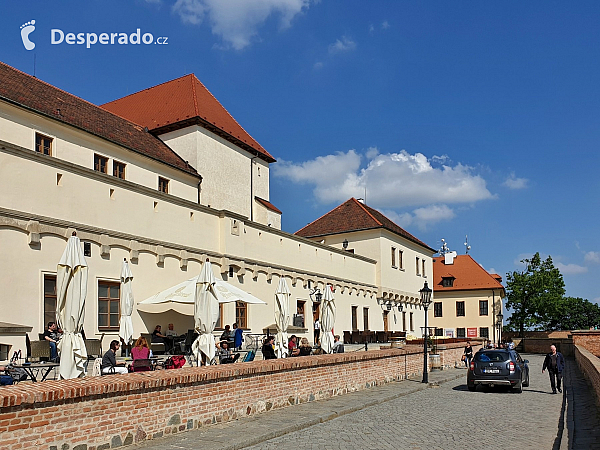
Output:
top-left (242, 350), bottom-right (255, 362)
top-left (164, 355), bottom-right (186, 369)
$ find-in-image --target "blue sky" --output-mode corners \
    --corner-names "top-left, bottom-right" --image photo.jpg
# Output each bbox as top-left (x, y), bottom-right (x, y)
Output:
top-left (3, 1), bottom-right (600, 305)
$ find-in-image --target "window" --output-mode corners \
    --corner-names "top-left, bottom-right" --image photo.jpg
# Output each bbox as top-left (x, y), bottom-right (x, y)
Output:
top-left (216, 303), bottom-right (225, 329)
top-left (98, 281), bottom-right (120, 329)
top-left (35, 133), bottom-right (52, 155)
top-left (363, 307), bottom-right (369, 331)
top-left (43, 275), bottom-right (57, 327)
top-left (236, 301), bottom-right (247, 328)
top-left (83, 242), bottom-right (91, 257)
top-left (479, 300), bottom-right (489, 316)
top-left (351, 306), bottom-right (358, 331)
top-left (391, 247), bottom-right (396, 268)
top-left (416, 257), bottom-right (420, 275)
top-left (456, 301), bottom-right (465, 317)
top-left (399, 250), bottom-right (403, 269)
top-left (422, 260), bottom-right (426, 277)
top-left (435, 328), bottom-right (444, 337)
top-left (480, 327), bottom-right (489, 338)
top-left (158, 177), bottom-right (169, 193)
top-left (402, 312), bottom-right (407, 331)
top-left (94, 154), bottom-right (108, 173)
top-left (113, 161), bottom-right (126, 179)
top-left (442, 277), bottom-right (455, 287)
top-left (410, 312), bottom-right (414, 331)
top-left (433, 302), bottom-right (443, 317)
top-left (457, 328), bottom-right (466, 338)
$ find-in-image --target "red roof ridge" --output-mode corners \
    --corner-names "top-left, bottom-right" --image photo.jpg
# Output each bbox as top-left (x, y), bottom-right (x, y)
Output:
top-left (190, 74), bottom-right (200, 118)
top-left (352, 198), bottom-right (383, 227)
top-left (295, 199), bottom-right (357, 236)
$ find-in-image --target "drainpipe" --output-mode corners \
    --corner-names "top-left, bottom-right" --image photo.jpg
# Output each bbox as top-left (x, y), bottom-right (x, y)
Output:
top-left (492, 290), bottom-right (496, 346)
top-left (250, 156), bottom-right (257, 221)
top-left (197, 177), bottom-right (202, 204)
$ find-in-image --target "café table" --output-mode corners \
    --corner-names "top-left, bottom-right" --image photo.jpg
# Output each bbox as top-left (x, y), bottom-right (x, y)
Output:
top-left (11, 362), bottom-right (59, 382)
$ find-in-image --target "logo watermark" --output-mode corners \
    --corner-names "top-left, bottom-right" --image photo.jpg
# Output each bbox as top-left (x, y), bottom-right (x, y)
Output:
top-left (20, 20), bottom-right (36, 50)
top-left (20, 20), bottom-right (168, 50)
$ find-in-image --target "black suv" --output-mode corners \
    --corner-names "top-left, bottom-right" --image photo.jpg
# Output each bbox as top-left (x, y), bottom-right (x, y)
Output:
top-left (467, 349), bottom-right (529, 393)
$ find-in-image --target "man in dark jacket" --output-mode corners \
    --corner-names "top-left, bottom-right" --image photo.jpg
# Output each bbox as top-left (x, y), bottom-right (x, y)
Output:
top-left (542, 344), bottom-right (565, 394)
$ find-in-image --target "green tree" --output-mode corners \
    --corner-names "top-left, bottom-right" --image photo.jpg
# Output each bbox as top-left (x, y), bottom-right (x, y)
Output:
top-left (505, 253), bottom-right (565, 336)
top-left (547, 297), bottom-right (600, 330)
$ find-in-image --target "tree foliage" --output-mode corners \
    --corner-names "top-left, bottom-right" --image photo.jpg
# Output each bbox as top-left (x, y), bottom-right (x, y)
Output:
top-left (505, 253), bottom-right (565, 335)
top-left (547, 297), bottom-right (600, 331)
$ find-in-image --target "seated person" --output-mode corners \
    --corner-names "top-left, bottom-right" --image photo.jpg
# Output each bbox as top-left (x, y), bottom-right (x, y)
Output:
top-left (288, 335), bottom-right (300, 356)
top-left (217, 341), bottom-right (240, 364)
top-left (332, 335), bottom-right (345, 353)
top-left (43, 321), bottom-right (60, 361)
top-left (298, 337), bottom-right (312, 356)
top-left (262, 336), bottom-right (277, 360)
top-left (101, 340), bottom-right (128, 375)
top-left (220, 325), bottom-right (234, 348)
top-left (152, 325), bottom-right (172, 353)
top-left (0, 366), bottom-right (13, 385)
top-left (131, 336), bottom-right (153, 361)
top-left (165, 323), bottom-right (177, 337)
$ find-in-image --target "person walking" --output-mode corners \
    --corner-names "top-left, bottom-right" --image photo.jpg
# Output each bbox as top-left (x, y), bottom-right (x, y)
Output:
top-left (542, 344), bottom-right (565, 394)
top-left (233, 323), bottom-right (243, 351)
top-left (463, 340), bottom-right (473, 368)
top-left (314, 317), bottom-right (321, 345)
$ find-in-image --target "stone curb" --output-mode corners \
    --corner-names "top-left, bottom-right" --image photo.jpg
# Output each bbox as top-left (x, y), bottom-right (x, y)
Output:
top-left (163, 369), bottom-right (467, 450)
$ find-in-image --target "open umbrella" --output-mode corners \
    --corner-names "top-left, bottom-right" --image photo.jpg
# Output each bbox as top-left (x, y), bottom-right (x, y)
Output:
top-left (191, 260), bottom-right (222, 366)
top-left (56, 233), bottom-right (88, 379)
top-left (274, 277), bottom-right (291, 358)
top-left (320, 285), bottom-right (335, 354)
top-left (118, 259), bottom-right (134, 347)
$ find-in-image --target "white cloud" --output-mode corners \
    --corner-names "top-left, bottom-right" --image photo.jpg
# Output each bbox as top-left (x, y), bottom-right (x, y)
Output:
top-left (584, 251), bottom-right (600, 264)
top-left (556, 262), bottom-right (588, 275)
top-left (503, 172), bottom-right (528, 190)
top-left (273, 148), bottom-right (494, 228)
top-left (381, 20), bottom-right (390, 30)
top-left (328, 36), bottom-right (356, 54)
top-left (368, 23), bottom-right (375, 33)
top-left (487, 267), bottom-right (497, 275)
top-left (313, 61), bottom-right (323, 70)
top-left (172, 0), bottom-right (311, 50)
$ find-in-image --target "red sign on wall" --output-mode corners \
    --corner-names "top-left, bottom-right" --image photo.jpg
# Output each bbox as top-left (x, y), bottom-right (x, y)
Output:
top-left (467, 328), bottom-right (478, 338)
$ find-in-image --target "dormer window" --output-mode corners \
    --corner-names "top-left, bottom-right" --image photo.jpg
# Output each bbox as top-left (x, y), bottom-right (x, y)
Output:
top-left (442, 276), bottom-right (455, 287)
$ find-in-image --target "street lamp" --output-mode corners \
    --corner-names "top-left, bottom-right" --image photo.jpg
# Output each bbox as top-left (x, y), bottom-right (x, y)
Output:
top-left (420, 281), bottom-right (432, 383)
top-left (496, 312), bottom-right (503, 345)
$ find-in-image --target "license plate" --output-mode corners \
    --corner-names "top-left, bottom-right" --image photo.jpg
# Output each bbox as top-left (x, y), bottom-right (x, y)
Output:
top-left (484, 368), bottom-right (499, 374)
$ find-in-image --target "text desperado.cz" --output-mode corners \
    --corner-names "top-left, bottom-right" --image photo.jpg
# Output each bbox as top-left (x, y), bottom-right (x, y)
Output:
top-left (51, 29), bottom-right (168, 48)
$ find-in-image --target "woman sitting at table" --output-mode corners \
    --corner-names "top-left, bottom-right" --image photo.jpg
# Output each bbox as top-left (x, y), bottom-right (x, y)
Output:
top-left (298, 337), bottom-right (312, 356)
top-left (101, 340), bottom-right (128, 375)
top-left (130, 336), bottom-right (153, 372)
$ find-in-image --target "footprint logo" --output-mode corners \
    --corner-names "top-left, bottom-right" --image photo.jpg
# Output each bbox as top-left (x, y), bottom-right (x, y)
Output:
top-left (20, 20), bottom-right (36, 51)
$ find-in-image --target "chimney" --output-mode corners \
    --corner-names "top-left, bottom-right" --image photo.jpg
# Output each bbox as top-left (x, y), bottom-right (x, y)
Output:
top-left (445, 251), bottom-right (457, 265)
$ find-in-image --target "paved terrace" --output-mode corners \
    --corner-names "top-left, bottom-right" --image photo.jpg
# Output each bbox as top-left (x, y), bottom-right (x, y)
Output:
top-left (134, 354), bottom-right (600, 450)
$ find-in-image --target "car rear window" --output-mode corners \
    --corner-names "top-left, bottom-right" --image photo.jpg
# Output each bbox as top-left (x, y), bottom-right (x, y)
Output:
top-left (475, 351), bottom-right (508, 362)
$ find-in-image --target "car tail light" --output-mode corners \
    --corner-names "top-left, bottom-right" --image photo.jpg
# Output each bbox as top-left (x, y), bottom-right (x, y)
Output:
top-left (470, 361), bottom-right (475, 371)
top-left (507, 361), bottom-right (515, 373)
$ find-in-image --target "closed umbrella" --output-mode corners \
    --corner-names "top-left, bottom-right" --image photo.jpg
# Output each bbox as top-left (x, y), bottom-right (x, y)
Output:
top-left (56, 233), bottom-right (88, 379)
top-left (191, 260), bottom-right (222, 366)
top-left (320, 285), bottom-right (335, 354)
top-left (118, 259), bottom-right (134, 347)
top-left (274, 277), bottom-right (291, 358)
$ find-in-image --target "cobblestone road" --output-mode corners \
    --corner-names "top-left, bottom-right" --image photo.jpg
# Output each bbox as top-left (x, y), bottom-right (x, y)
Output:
top-left (245, 354), bottom-right (562, 450)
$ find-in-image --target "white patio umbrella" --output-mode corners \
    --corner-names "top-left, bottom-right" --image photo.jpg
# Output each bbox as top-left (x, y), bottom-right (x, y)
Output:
top-left (320, 285), bottom-right (336, 354)
top-left (274, 277), bottom-right (291, 358)
top-left (118, 259), bottom-right (134, 347)
top-left (137, 277), bottom-right (266, 314)
top-left (56, 233), bottom-right (88, 379)
top-left (191, 260), bottom-right (222, 366)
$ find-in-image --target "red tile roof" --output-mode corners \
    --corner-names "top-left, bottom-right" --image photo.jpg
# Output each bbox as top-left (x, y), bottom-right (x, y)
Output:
top-left (433, 255), bottom-right (504, 292)
top-left (255, 196), bottom-right (282, 214)
top-left (295, 198), bottom-right (435, 252)
top-left (101, 74), bottom-right (275, 163)
top-left (0, 61), bottom-right (199, 178)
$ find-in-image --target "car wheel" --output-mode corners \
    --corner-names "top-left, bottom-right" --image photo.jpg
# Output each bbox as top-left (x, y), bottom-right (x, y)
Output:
top-left (523, 372), bottom-right (530, 388)
top-left (468, 383), bottom-right (476, 392)
top-left (513, 381), bottom-right (523, 393)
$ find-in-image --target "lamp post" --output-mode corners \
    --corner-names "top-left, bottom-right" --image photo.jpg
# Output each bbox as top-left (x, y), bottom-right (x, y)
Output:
top-left (496, 312), bottom-right (503, 345)
top-left (420, 281), bottom-right (432, 383)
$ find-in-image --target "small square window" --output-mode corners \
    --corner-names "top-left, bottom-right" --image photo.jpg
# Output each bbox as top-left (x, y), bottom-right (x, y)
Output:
top-left (94, 154), bottom-right (108, 173)
top-left (480, 327), bottom-right (489, 338)
top-left (35, 133), bottom-right (52, 155)
top-left (113, 161), bottom-right (126, 179)
top-left (457, 328), bottom-right (466, 338)
top-left (158, 177), bottom-right (169, 193)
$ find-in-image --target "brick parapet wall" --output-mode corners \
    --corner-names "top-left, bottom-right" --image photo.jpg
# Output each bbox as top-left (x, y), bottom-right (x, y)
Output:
top-left (574, 345), bottom-right (600, 408)
top-left (0, 344), bottom-right (472, 450)
top-left (571, 331), bottom-right (600, 357)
